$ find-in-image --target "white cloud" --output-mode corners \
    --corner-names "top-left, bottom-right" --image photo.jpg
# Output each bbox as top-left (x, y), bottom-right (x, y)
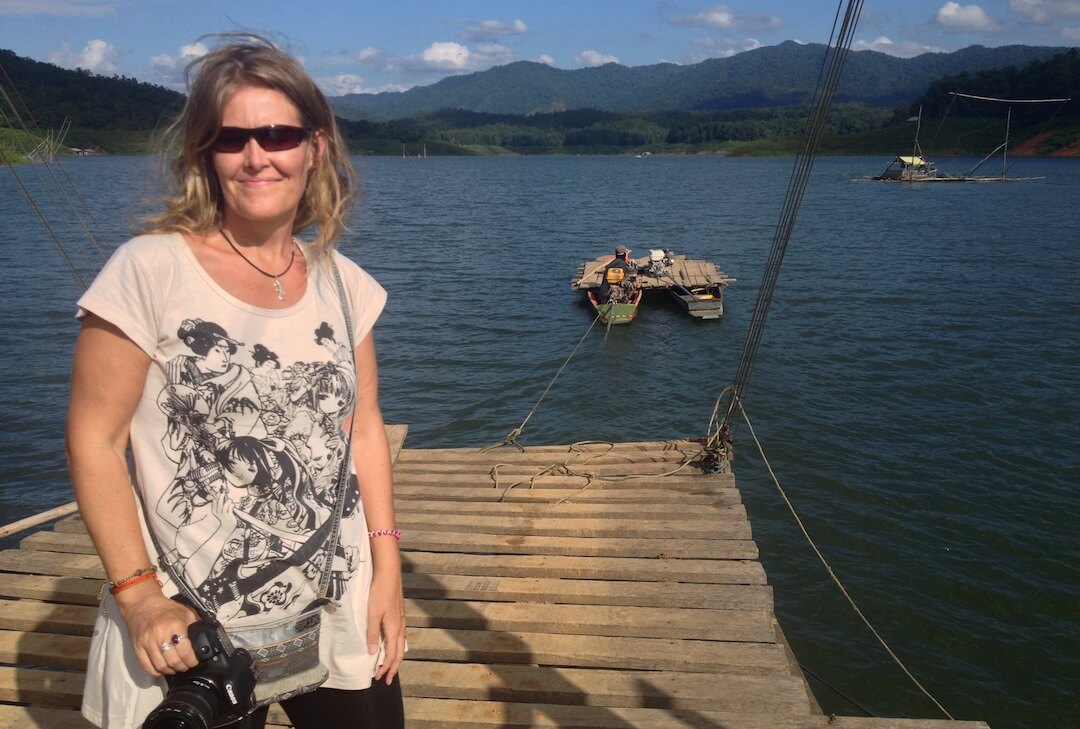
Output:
top-left (852, 36), bottom-right (946, 58)
top-left (324, 74), bottom-right (367, 95)
top-left (575, 49), bottom-right (619, 67)
top-left (1011, 0), bottom-right (1080, 23)
top-left (459, 18), bottom-right (528, 41)
top-left (147, 41), bottom-right (208, 87)
top-left (538, 54), bottom-right (555, 66)
top-left (405, 41), bottom-right (514, 74)
top-left (670, 4), bottom-right (782, 32)
top-left (689, 37), bottom-right (763, 59)
top-left (47, 39), bottom-right (118, 73)
top-left (151, 42), bottom-right (207, 70)
top-left (935, 2), bottom-right (1001, 31)
top-left (420, 41), bottom-right (472, 70)
top-left (357, 47), bottom-right (381, 62)
top-left (0, 0), bottom-right (113, 16)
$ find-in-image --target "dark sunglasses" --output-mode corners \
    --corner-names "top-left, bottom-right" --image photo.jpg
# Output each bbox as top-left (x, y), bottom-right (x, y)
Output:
top-left (211, 125), bottom-right (311, 153)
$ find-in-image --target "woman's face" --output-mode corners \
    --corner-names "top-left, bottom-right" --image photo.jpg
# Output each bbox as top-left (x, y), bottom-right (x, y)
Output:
top-left (316, 384), bottom-right (347, 414)
top-left (213, 86), bottom-right (320, 230)
top-left (224, 454), bottom-right (259, 487)
top-left (201, 341), bottom-right (231, 373)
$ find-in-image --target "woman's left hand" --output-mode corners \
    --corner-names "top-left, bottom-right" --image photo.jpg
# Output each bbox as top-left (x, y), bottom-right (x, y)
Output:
top-left (367, 563), bottom-right (406, 684)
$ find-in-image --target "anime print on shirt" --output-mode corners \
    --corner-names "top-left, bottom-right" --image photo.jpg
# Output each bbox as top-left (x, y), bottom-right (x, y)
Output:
top-left (76, 233), bottom-right (387, 632)
top-left (156, 316), bottom-right (360, 621)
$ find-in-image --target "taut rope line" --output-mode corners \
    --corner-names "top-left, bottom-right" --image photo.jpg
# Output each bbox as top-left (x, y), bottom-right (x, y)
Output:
top-left (0, 64), bottom-right (111, 268)
top-left (705, 0), bottom-right (865, 469)
top-left (733, 391), bottom-right (955, 720)
top-left (483, 310), bottom-right (605, 451)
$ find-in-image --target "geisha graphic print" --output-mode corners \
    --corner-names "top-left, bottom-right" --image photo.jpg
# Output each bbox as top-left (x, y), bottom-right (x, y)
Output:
top-left (155, 317), bottom-right (360, 621)
top-left (76, 234), bottom-right (387, 632)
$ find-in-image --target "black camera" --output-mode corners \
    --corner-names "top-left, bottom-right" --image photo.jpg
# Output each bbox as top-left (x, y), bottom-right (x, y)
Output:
top-left (143, 620), bottom-right (257, 729)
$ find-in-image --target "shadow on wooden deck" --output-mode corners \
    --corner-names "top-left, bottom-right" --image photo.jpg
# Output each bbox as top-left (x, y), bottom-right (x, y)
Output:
top-left (0, 429), bottom-right (990, 728)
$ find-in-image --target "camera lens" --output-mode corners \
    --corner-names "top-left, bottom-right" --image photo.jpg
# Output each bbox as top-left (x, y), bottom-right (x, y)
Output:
top-left (142, 685), bottom-right (218, 729)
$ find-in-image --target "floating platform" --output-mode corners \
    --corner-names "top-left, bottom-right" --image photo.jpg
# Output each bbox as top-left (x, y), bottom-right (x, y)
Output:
top-left (0, 427), bottom-right (990, 728)
top-left (573, 253), bottom-right (736, 320)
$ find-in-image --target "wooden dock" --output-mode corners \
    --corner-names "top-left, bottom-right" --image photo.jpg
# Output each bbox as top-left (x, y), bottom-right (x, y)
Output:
top-left (0, 429), bottom-right (990, 728)
top-left (572, 253), bottom-right (736, 292)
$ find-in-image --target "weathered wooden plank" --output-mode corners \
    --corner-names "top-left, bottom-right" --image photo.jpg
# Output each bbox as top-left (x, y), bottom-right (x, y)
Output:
top-left (397, 438), bottom-right (717, 455)
top-left (385, 424), bottom-right (409, 463)
top-left (393, 513), bottom-right (752, 540)
top-left (0, 626), bottom-right (789, 677)
top-left (403, 573), bottom-right (773, 610)
top-left (394, 472), bottom-right (730, 489)
top-left (399, 697), bottom-right (833, 729)
top-left (0, 705), bottom-right (98, 729)
top-left (404, 627), bottom-right (792, 675)
top-left (404, 599), bottom-right (776, 642)
top-left (0, 573), bottom-right (101, 606)
top-left (396, 449), bottom-right (714, 469)
top-left (20, 531), bottom-right (97, 555)
top-left (395, 500), bottom-right (745, 520)
top-left (394, 486), bottom-right (741, 505)
top-left (18, 526), bottom-right (759, 562)
top-left (0, 631), bottom-right (89, 669)
top-left (398, 662), bottom-right (813, 713)
top-left (0, 667), bottom-right (83, 708)
top-left (831, 721), bottom-right (992, 729)
top-left (0, 697), bottom-right (992, 729)
top-left (403, 533), bottom-right (757, 560)
top-left (0, 575), bottom-right (772, 643)
top-left (401, 551), bottom-right (760, 583)
top-left (0, 550), bottom-right (102, 579)
top-left (0, 601), bottom-right (96, 635)
top-left (2, 550), bottom-right (774, 608)
top-left (394, 461), bottom-right (709, 477)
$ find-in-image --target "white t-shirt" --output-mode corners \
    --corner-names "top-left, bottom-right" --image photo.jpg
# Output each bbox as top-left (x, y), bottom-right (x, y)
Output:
top-left (76, 232), bottom-right (388, 728)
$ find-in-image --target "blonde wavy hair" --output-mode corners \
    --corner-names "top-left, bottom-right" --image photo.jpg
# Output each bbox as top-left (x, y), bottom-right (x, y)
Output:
top-left (146, 34), bottom-right (355, 253)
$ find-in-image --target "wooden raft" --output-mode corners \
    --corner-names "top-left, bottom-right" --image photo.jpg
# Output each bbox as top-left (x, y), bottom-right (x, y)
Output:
top-left (572, 254), bottom-right (736, 291)
top-left (0, 431), bottom-right (991, 728)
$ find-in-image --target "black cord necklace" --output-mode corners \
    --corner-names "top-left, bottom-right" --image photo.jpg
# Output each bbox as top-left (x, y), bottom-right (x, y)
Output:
top-left (220, 228), bottom-right (297, 301)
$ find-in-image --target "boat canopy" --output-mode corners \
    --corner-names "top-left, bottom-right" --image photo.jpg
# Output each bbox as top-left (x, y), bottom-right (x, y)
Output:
top-left (896, 155), bottom-right (928, 166)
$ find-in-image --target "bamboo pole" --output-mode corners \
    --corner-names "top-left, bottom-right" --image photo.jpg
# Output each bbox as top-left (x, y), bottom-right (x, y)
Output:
top-left (0, 501), bottom-right (79, 540)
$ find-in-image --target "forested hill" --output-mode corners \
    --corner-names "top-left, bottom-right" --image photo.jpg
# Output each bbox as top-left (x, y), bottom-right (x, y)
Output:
top-left (334, 42), bottom-right (1073, 121)
top-left (0, 49), bottom-right (183, 130)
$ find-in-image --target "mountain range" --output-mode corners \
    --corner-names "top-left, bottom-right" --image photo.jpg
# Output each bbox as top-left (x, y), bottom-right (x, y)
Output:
top-left (333, 41), bottom-right (1073, 121)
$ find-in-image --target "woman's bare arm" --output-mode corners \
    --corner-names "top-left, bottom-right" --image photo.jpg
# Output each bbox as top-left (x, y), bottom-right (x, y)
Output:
top-left (67, 313), bottom-right (199, 677)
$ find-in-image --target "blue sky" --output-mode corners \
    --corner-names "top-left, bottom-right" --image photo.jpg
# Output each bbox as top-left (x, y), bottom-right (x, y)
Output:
top-left (2, 1), bottom-right (1078, 95)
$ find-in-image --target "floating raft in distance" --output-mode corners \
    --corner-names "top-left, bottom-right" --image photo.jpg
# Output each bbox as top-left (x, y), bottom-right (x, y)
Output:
top-left (572, 252), bottom-right (737, 320)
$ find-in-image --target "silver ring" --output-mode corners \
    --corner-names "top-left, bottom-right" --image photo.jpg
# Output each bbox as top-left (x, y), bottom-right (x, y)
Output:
top-left (160, 642), bottom-right (174, 652)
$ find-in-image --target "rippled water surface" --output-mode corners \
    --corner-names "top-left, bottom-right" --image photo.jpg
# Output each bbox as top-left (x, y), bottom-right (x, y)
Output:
top-left (1, 154), bottom-right (1077, 729)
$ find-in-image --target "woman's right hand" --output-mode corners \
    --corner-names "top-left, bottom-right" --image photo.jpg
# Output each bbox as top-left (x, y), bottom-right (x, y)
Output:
top-left (113, 580), bottom-right (202, 678)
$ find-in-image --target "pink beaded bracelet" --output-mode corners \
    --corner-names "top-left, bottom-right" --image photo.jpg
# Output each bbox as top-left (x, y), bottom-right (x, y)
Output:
top-left (368, 528), bottom-right (402, 541)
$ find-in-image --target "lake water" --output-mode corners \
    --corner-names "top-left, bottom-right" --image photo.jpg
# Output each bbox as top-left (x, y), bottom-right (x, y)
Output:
top-left (1, 153), bottom-right (1077, 729)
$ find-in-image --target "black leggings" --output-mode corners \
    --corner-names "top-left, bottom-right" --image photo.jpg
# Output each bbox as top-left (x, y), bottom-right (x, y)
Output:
top-left (227, 676), bottom-right (404, 729)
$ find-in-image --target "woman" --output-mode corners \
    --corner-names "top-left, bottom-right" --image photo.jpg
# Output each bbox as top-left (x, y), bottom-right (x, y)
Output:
top-left (66, 35), bottom-right (405, 728)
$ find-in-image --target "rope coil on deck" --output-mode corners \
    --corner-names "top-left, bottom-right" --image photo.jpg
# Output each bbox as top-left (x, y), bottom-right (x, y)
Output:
top-left (488, 440), bottom-right (703, 504)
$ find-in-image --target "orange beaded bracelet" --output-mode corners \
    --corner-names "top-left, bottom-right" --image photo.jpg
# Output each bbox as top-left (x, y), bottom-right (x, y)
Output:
top-left (109, 570), bottom-right (163, 595)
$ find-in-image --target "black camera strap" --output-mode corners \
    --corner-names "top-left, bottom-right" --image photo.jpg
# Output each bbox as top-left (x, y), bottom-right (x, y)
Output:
top-left (134, 253), bottom-right (359, 620)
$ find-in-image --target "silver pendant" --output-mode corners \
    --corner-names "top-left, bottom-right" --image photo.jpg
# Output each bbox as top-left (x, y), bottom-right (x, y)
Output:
top-left (273, 278), bottom-right (286, 301)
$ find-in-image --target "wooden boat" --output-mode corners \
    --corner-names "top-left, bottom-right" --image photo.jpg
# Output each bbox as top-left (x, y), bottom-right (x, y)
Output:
top-left (587, 288), bottom-right (642, 325)
top-left (870, 94), bottom-right (1069, 183)
top-left (668, 283), bottom-right (726, 320)
top-left (573, 251), bottom-right (735, 322)
top-left (872, 153), bottom-right (953, 182)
